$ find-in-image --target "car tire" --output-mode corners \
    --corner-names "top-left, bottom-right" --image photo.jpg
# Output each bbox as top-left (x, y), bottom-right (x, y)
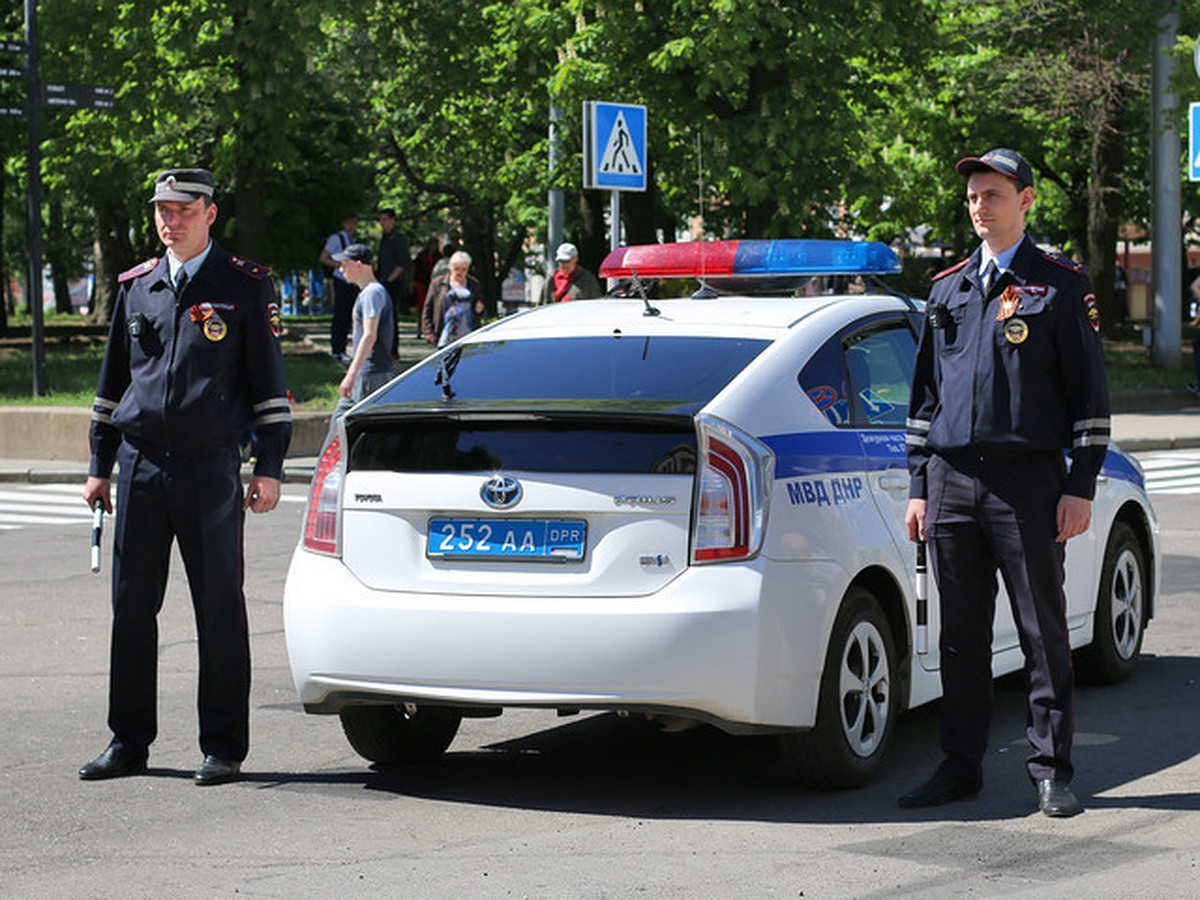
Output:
top-left (778, 587), bottom-right (896, 790)
top-left (338, 703), bottom-right (462, 766)
top-left (1076, 521), bottom-right (1147, 685)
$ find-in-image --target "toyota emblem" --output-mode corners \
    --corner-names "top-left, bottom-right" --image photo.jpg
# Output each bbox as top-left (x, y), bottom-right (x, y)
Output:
top-left (481, 475), bottom-right (522, 510)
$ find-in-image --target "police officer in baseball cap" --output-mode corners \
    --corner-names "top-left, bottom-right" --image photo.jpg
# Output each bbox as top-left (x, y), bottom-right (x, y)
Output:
top-left (901, 146), bottom-right (1109, 818)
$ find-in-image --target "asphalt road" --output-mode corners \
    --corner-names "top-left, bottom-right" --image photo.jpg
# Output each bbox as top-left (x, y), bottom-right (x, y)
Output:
top-left (1, 484), bottom-right (1198, 899)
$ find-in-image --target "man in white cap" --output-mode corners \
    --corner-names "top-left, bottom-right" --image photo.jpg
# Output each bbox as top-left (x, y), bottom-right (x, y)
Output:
top-left (543, 242), bottom-right (602, 303)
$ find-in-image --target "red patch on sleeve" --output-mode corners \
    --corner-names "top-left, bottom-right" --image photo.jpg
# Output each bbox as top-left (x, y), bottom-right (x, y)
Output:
top-left (1083, 293), bottom-right (1101, 333)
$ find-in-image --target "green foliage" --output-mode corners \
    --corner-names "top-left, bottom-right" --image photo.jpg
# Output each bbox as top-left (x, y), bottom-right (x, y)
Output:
top-left (5, 0), bottom-right (1200, 335)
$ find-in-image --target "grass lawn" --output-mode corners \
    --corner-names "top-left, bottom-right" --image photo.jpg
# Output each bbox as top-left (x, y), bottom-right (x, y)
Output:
top-left (0, 329), bottom-right (345, 410)
top-left (0, 318), bottom-right (1195, 409)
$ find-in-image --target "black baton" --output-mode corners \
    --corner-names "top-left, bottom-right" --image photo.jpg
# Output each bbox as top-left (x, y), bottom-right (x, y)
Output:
top-left (915, 541), bottom-right (928, 655)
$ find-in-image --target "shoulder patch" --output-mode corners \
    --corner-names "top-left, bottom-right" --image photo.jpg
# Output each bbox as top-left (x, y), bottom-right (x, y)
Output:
top-left (228, 254), bottom-right (271, 280)
top-left (931, 258), bottom-right (970, 283)
top-left (1041, 250), bottom-right (1086, 274)
top-left (118, 257), bottom-right (158, 283)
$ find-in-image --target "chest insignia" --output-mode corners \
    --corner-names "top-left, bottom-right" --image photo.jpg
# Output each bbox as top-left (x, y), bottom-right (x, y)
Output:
top-left (996, 286), bottom-right (1019, 321)
top-left (190, 302), bottom-right (228, 342)
top-left (1003, 317), bottom-right (1029, 344)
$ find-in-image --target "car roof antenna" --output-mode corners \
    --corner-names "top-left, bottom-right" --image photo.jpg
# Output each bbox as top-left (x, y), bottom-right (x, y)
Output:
top-left (631, 267), bottom-right (660, 317)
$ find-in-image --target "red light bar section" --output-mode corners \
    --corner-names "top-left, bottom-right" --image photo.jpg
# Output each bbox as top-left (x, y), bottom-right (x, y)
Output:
top-left (600, 241), bottom-right (740, 278)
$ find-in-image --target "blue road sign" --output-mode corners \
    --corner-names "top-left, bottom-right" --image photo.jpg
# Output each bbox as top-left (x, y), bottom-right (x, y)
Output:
top-left (1191, 103), bottom-right (1200, 182)
top-left (584, 101), bottom-right (647, 192)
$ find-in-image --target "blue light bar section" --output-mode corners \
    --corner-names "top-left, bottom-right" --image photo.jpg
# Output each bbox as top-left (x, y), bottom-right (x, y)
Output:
top-left (731, 240), bottom-right (901, 276)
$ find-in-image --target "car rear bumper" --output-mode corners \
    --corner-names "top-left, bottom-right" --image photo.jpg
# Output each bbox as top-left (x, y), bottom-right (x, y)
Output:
top-left (283, 545), bottom-right (831, 731)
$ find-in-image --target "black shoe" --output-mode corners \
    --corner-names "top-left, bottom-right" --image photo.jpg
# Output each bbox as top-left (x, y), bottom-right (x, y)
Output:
top-left (1036, 779), bottom-right (1082, 818)
top-left (898, 768), bottom-right (982, 808)
top-left (194, 755), bottom-right (241, 786)
top-left (79, 744), bottom-right (147, 781)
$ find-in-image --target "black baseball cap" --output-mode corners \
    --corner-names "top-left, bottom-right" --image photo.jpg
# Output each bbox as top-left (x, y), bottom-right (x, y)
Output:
top-left (150, 168), bottom-right (215, 203)
top-left (332, 243), bottom-right (373, 264)
top-left (955, 148), bottom-right (1034, 189)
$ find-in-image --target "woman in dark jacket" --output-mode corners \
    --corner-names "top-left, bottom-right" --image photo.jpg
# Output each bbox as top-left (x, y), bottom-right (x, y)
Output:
top-left (420, 250), bottom-right (484, 346)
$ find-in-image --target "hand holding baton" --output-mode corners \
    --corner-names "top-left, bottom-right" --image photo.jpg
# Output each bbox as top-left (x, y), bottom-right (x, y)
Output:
top-left (90, 501), bottom-right (104, 574)
top-left (915, 540), bottom-right (928, 655)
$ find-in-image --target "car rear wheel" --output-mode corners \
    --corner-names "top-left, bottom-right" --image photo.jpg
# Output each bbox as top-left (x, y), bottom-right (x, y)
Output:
top-left (778, 587), bottom-right (896, 789)
top-left (1076, 521), bottom-right (1146, 684)
top-left (339, 703), bottom-right (462, 766)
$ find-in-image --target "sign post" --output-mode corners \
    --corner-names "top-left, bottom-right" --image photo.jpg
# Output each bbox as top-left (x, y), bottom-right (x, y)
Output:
top-left (583, 101), bottom-right (647, 252)
top-left (6, 3), bottom-right (116, 396)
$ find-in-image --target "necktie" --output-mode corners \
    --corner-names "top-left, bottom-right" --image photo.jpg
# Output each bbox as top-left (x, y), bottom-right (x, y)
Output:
top-left (175, 268), bottom-right (189, 294)
top-left (981, 260), bottom-right (997, 295)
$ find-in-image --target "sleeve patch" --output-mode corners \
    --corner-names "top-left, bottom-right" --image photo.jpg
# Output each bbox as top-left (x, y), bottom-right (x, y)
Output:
top-left (118, 257), bottom-right (158, 283)
top-left (1083, 292), bottom-right (1101, 332)
top-left (228, 254), bottom-right (271, 280)
top-left (267, 301), bottom-right (283, 338)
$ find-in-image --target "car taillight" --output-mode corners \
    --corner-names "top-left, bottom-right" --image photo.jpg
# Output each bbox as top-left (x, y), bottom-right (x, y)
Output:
top-left (691, 416), bottom-right (773, 564)
top-left (303, 435), bottom-right (344, 556)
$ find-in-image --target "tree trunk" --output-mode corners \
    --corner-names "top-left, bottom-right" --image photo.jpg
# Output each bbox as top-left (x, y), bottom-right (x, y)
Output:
top-left (230, 159), bottom-right (269, 263)
top-left (92, 202), bottom-right (135, 326)
top-left (460, 198), bottom-right (498, 316)
top-left (48, 199), bottom-right (74, 315)
top-left (1086, 85), bottom-right (1127, 327)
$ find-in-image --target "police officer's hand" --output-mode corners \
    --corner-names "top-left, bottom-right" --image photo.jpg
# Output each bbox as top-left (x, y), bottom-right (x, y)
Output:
top-left (1056, 494), bottom-right (1091, 543)
top-left (905, 498), bottom-right (927, 543)
top-left (83, 476), bottom-right (112, 514)
top-left (245, 475), bottom-right (281, 513)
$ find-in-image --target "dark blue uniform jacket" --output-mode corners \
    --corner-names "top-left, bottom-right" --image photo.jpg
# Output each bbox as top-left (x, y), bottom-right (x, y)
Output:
top-left (89, 242), bottom-right (292, 479)
top-left (906, 235), bottom-right (1110, 500)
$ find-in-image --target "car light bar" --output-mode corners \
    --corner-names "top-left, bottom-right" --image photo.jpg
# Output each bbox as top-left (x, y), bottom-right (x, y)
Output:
top-left (599, 239), bottom-right (901, 279)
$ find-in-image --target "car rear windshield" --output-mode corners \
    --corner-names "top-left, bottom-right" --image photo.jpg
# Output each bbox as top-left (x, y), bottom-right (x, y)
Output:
top-left (370, 335), bottom-right (772, 411)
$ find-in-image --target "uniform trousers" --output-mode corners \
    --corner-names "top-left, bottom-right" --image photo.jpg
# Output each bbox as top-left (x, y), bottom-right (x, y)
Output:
top-left (925, 450), bottom-right (1075, 784)
top-left (108, 440), bottom-right (250, 761)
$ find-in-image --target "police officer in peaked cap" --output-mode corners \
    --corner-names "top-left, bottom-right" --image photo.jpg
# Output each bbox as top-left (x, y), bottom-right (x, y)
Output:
top-left (80, 167), bottom-right (292, 786)
top-left (901, 148), bottom-right (1110, 818)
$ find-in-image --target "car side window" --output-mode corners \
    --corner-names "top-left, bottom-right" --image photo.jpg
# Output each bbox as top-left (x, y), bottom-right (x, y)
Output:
top-left (843, 322), bottom-right (916, 428)
top-left (799, 316), bottom-right (915, 429)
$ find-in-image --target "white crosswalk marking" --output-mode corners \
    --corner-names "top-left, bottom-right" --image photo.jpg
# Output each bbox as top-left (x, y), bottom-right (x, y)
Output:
top-left (0, 483), bottom-right (305, 532)
top-left (1136, 451), bottom-right (1200, 495)
top-left (0, 485), bottom-right (100, 529)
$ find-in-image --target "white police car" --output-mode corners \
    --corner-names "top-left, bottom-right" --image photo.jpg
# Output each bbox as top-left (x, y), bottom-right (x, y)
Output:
top-left (283, 239), bottom-right (1157, 788)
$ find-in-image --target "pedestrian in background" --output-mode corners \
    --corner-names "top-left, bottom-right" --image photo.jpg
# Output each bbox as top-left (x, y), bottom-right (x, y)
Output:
top-left (377, 209), bottom-right (411, 361)
top-left (902, 148), bottom-right (1110, 818)
top-left (543, 242), bottom-right (602, 303)
top-left (80, 167), bottom-right (292, 787)
top-left (421, 249), bottom-right (484, 346)
top-left (319, 213), bottom-right (360, 362)
top-left (328, 242), bottom-right (395, 430)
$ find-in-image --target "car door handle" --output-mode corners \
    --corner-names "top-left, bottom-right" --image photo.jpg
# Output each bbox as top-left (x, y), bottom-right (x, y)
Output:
top-left (876, 473), bottom-right (910, 492)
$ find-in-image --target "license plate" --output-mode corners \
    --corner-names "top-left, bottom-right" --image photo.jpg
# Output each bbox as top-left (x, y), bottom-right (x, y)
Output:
top-left (427, 518), bottom-right (587, 561)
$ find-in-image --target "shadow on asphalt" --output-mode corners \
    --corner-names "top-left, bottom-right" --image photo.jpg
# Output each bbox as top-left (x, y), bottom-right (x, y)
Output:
top-left (241, 652), bottom-right (1200, 824)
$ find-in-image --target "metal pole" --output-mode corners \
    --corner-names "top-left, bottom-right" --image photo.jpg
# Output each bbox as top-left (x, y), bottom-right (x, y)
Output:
top-left (610, 190), bottom-right (620, 251)
top-left (25, 0), bottom-right (47, 395)
top-left (1151, 2), bottom-right (1182, 371)
top-left (547, 103), bottom-right (564, 292)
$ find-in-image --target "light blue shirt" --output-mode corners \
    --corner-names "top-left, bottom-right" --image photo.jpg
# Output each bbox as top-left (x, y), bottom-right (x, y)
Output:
top-left (980, 235), bottom-right (1022, 284)
top-left (167, 240), bottom-right (213, 286)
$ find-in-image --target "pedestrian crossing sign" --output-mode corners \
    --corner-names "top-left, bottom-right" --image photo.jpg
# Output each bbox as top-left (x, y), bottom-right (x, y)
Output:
top-left (584, 101), bottom-right (647, 192)
top-left (1191, 103), bottom-right (1200, 182)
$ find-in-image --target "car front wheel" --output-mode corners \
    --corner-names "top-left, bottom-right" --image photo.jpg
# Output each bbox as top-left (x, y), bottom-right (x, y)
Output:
top-left (339, 703), bottom-right (462, 766)
top-left (1076, 521), bottom-right (1147, 684)
top-left (778, 587), bottom-right (896, 789)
